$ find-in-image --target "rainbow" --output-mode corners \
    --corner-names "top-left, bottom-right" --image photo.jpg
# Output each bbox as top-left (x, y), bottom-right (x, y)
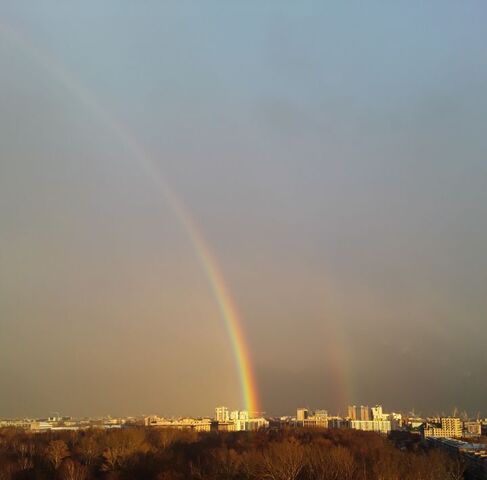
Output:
top-left (0, 24), bottom-right (260, 414)
top-left (317, 284), bottom-right (355, 414)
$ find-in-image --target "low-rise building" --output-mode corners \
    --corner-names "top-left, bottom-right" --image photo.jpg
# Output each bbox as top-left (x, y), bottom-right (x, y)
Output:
top-left (310, 410), bottom-right (328, 428)
top-left (464, 421), bottom-right (482, 437)
top-left (144, 416), bottom-right (212, 432)
top-left (328, 416), bottom-right (346, 429)
top-left (30, 421), bottom-right (53, 432)
top-left (350, 419), bottom-right (391, 434)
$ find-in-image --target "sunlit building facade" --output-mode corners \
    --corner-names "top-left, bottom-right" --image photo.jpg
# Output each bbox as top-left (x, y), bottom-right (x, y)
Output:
top-left (215, 407), bottom-right (268, 431)
top-left (297, 408), bottom-right (309, 422)
top-left (360, 405), bottom-right (370, 421)
top-left (215, 406), bottom-right (230, 423)
top-left (348, 405), bottom-right (357, 420)
top-left (350, 419), bottom-right (391, 434)
top-left (301, 410), bottom-right (328, 429)
top-left (423, 417), bottom-right (462, 438)
top-left (144, 416), bottom-right (212, 432)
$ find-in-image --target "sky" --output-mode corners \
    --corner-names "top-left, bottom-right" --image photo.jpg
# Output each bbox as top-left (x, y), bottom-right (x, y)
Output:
top-left (1, 1), bottom-right (487, 418)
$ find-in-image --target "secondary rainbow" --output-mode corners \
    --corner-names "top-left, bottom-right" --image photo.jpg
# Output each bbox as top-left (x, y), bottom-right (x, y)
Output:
top-left (0, 23), bottom-right (260, 414)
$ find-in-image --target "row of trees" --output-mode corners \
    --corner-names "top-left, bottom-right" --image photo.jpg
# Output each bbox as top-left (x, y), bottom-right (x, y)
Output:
top-left (0, 427), bottom-right (466, 480)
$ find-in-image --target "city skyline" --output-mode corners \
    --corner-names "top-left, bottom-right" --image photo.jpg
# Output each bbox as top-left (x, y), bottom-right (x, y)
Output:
top-left (2, 401), bottom-right (486, 423)
top-left (1, 1), bottom-right (487, 418)
top-left (2, 402), bottom-right (487, 443)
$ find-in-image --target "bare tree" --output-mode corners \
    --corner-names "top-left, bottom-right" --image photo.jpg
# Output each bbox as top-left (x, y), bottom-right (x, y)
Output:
top-left (151, 428), bottom-right (182, 450)
top-left (240, 450), bottom-right (261, 480)
top-left (445, 453), bottom-right (467, 480)
top-left (13, 442), bottom-right (35, 471)
top-left (326, 446), bottom-right (356, 480)
top-left (45, 439), bottom-right (70, 470)
top-left (77, 434), bottom-right (101, 465)
top-left (0, 459), bottom-right (17, 480)
top-left (211, 447), bottom-right (243, 478)
top-left (101, 429), bottom-right (148, 471)
top-left (260, 437), bottom-right (306, 480)
top-left (59, 458), bottom-right (88, 480)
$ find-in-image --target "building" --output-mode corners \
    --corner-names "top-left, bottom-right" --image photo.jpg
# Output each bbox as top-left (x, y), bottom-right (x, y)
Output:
top-left (348, 405), bottom-right (357, 420)
top-left (240, 417), bottom-right (269, 431)
top-left (302, 410), bottom-right (328, 429)
top-left (350, 419), bottom-right (391, 434)
top-left (214, 407), bottom-right (268, 432)
top-left (215, 406), bottom-right (230, 423)
top-left (464, 421), bottom-right (482, 437)
top-left (389, 412), bottom-right (403, 430)
top-left (0, 419), bottom-right (33, 429)
top-left (218, 417), bottom-right (268, 432)
top-left (30, 421), bottom-right (52, 432)
top-left (144, 416), bottom-right (212, 432)
top-left (295, 408), bottom-right (328, 428)
top-left (427, 438), bottom-right (487, 480)
top-left (302, 417), bottom-right (327, 428)
top-left (360, 405), bottom-right (370, 421)
top-left (328, 416), bottom-right (346, 429)
top-left (216, 421), bottom-right (237, 432)
top-left (230, 410), bottom-right (249, 421)
top-left (297, 408), bottom-right (309, 422)
top-left (371, 405), bottom-right (388, 421)
top-left (423, 417), bottom-right (462, 438)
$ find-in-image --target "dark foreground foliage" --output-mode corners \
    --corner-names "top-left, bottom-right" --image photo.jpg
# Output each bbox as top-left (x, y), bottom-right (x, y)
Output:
top-left (0, 427), bottom-right (466, 480)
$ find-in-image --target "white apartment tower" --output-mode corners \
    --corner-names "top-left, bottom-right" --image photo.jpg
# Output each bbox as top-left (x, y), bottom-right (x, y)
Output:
top-left (215, 406), bottom-right (230, 422)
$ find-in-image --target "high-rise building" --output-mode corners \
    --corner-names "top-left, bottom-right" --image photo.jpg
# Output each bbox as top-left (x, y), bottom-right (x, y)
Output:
top-left (360, 405), bottom-right (370, 421)
top-left (239, 410), bottom-right (249, 421)
top-left (230, 410), bottom-right (249, 421)
top-left (297, 408), bottom-right (309, 421)
top-left (371, 405), bottom-right (387, 421)
top-left (348, 405), bottom-right (357, 420)
top-left (441, 417), bottom-right (462, 437)
top-left (215, 406), bottom-right (229, 422)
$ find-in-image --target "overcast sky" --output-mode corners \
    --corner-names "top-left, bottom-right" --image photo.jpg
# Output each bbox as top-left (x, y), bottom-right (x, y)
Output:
top-left (1, 1), bottom-right (487, 418)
